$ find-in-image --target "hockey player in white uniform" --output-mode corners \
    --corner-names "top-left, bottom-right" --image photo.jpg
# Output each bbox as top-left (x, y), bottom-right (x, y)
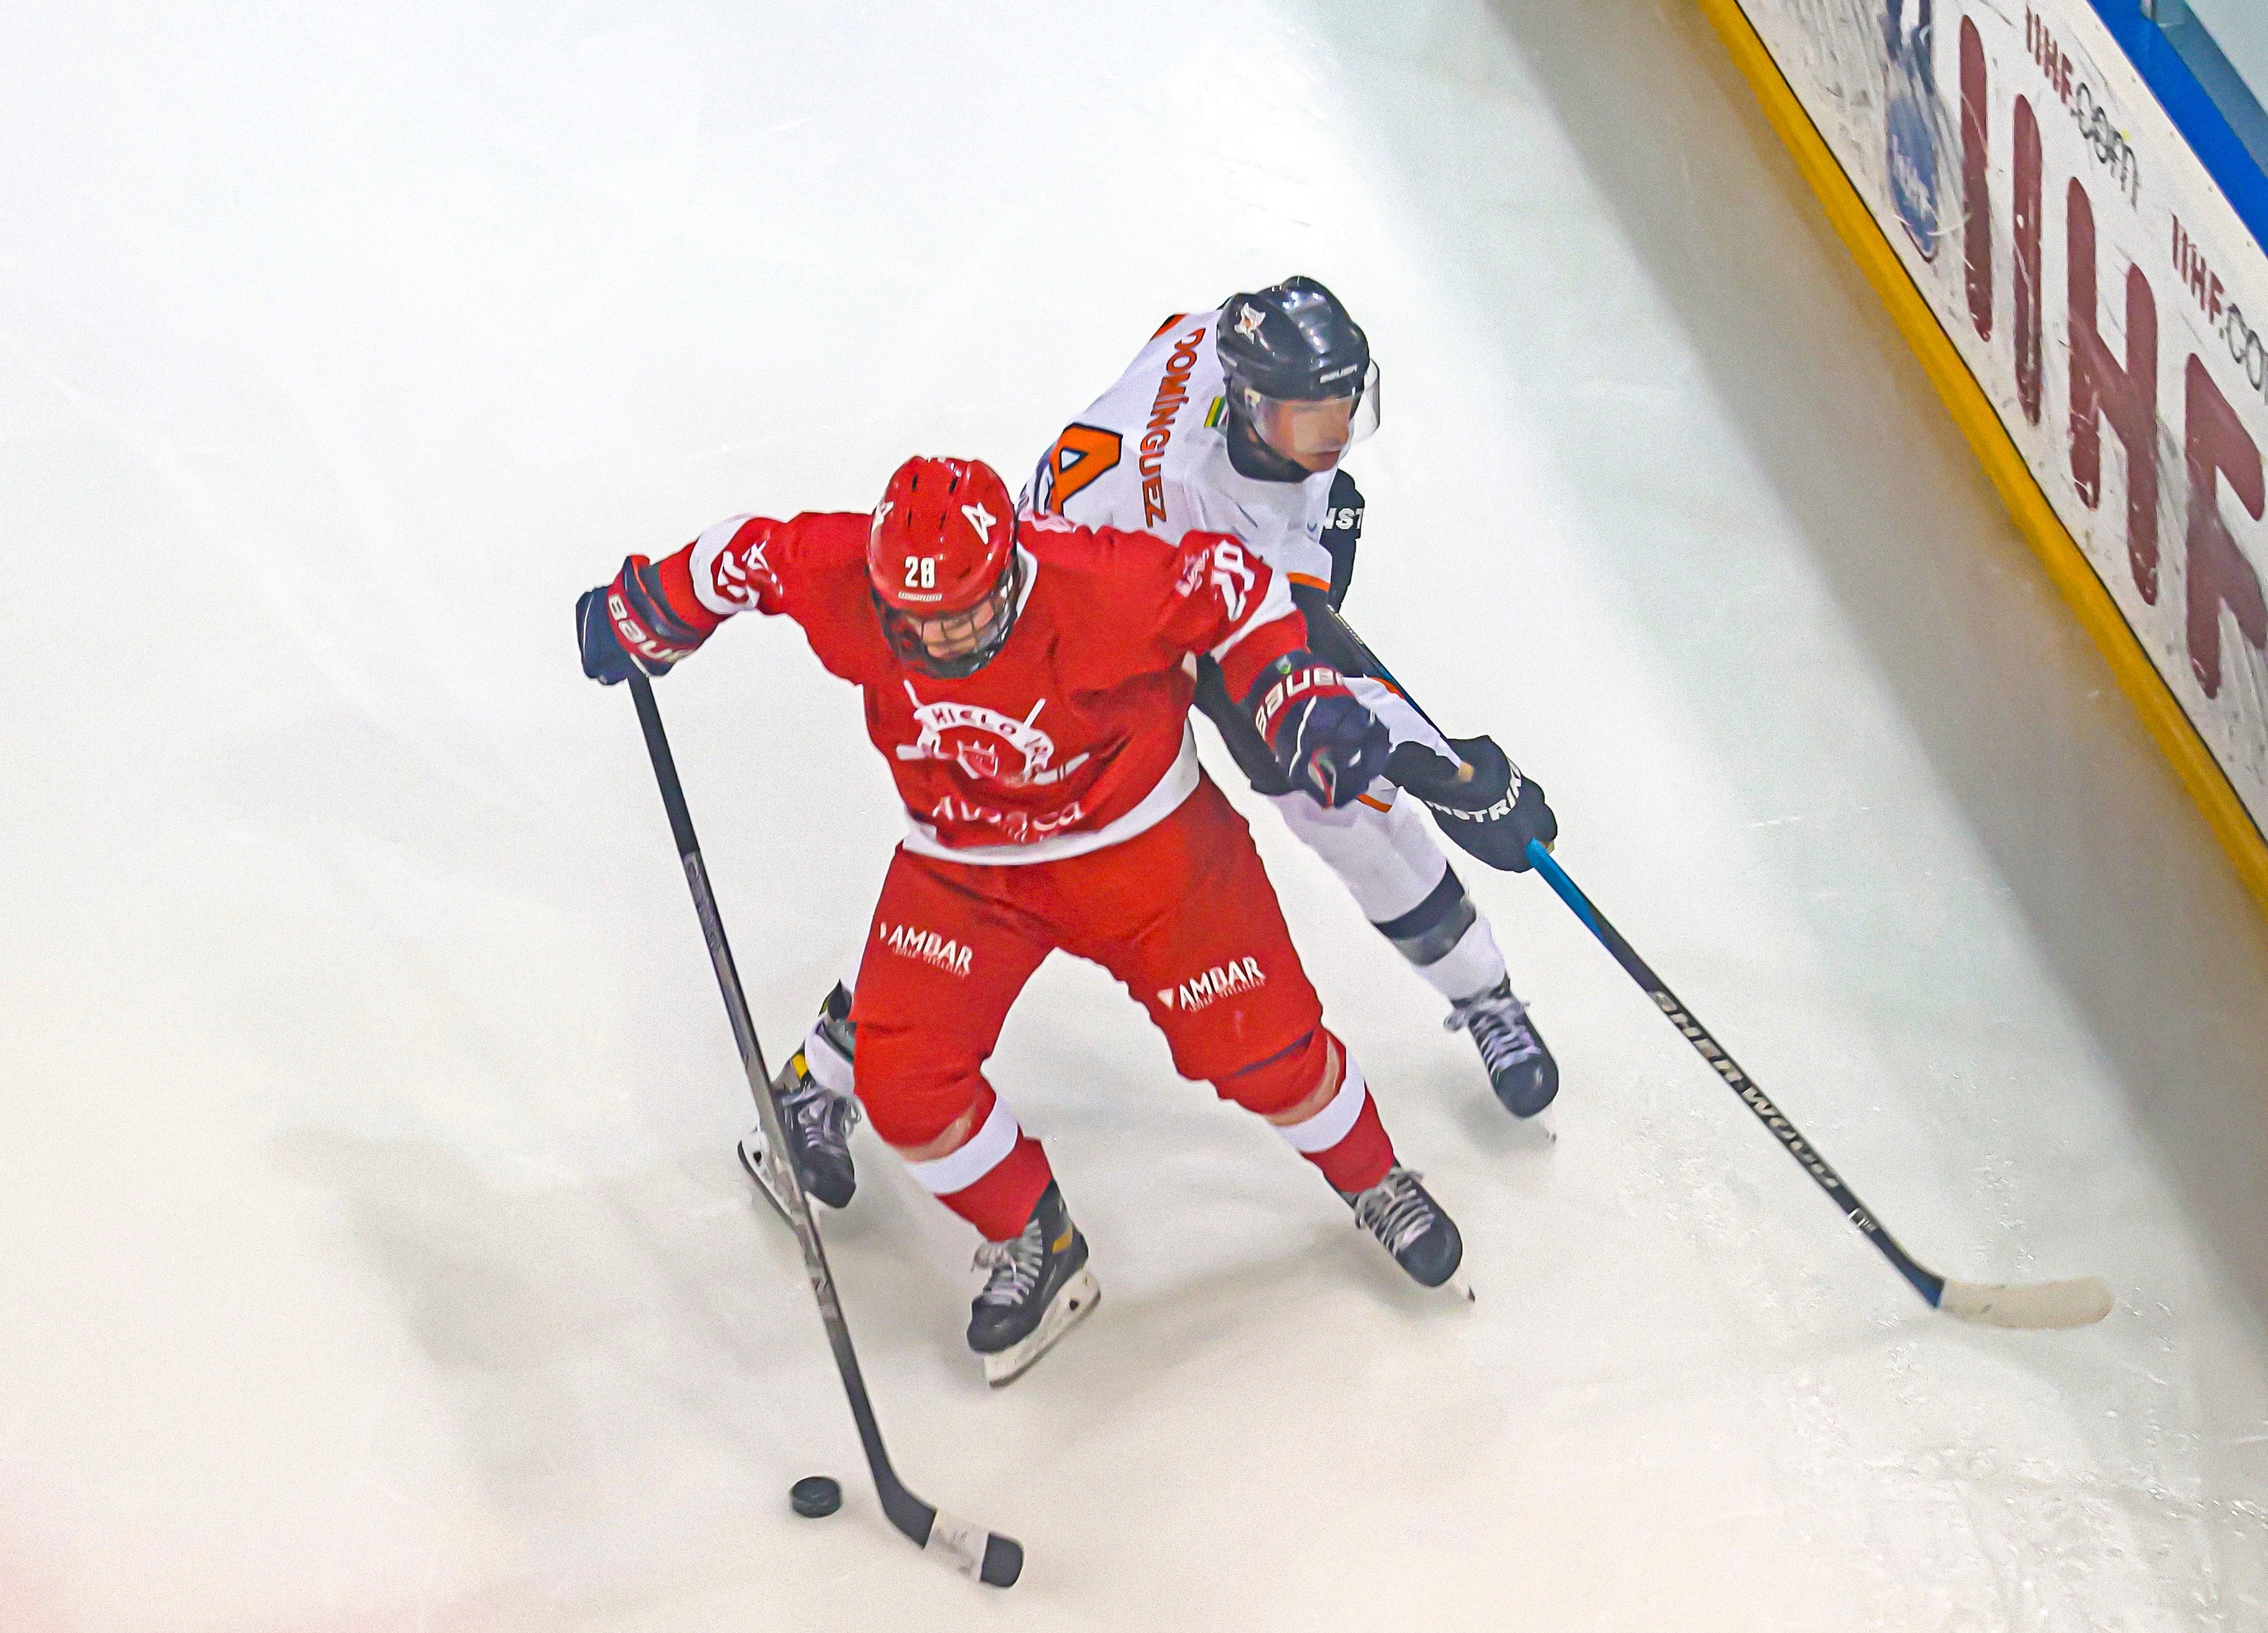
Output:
top-left (742, 278), bottom-right (1561, 1216)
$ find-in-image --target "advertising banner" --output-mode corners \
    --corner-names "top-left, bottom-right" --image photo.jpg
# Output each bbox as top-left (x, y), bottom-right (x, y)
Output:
top-left (1732, 0), bottom-right (2268, 840)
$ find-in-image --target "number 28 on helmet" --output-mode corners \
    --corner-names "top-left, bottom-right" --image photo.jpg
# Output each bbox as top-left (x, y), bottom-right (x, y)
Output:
top-left (867, 455), bottom-right (1023, 678)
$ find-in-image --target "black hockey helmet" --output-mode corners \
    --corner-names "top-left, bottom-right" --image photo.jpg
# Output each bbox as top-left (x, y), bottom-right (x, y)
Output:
top-left (1216, 276), bottom-right (1379, 469)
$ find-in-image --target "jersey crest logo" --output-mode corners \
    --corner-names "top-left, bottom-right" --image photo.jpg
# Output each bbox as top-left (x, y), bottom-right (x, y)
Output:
top-left (894, 683), bottom-right (1090, 787)
top-left (960, 500), bottom-right (997, 543)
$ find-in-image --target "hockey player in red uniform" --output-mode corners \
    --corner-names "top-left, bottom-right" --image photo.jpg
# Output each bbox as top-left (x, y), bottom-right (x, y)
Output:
top-left (743, 279), bottom-right (1563, 1218)
top-left (578, 455), bottom-right (1466, 1382)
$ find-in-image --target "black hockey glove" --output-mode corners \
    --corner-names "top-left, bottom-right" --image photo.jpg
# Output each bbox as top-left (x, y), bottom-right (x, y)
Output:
top-left (1388, 734), bottom-right (1557, 872)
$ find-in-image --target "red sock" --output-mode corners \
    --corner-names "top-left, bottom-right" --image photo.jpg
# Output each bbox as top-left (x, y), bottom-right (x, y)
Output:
top-left (937, 1135), bottom-right (1053, 1240)
top-left (1301, 1091), bottom-right (1394, 1194)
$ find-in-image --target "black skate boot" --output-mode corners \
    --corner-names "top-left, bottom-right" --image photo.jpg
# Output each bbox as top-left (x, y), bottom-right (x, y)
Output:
top-left (1445, 979), bottom-right (1558, 1119)
top-left (738, 1049), bottom-right (862, 1212)
top-left (738, 986), bottom-right (861, 1212)
top-left (1340, 1165), bottom-right (1465, 1290)
top-left (967, 1181), bottom-right (1101, 1387)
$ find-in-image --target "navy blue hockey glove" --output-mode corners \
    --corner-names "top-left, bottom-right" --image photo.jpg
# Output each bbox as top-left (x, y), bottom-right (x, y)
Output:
top-left (1387, 734), bottom-right (1557, 872)
top-left (1247, 652), bottom-right (1392, 808)
top-left (577, 554), bottom-right (708, 685)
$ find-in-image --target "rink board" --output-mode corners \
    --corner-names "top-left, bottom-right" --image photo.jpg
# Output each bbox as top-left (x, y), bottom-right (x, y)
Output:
top-left (1698, 0), bottom-right (2268, 913)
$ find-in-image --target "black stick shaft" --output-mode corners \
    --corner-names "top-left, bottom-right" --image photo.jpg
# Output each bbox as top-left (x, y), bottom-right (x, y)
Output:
top-left (624, 674), bottom-right (1023, 1582)
top-left (1331, 613), bottom-right (1950, 1312)
top-left (1310, 603), bottom-right (1451, 740)
top-left (1522, 839), bottom-right (1946, 1309)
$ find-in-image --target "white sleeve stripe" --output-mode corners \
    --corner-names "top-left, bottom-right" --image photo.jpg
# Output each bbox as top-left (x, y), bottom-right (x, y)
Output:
top-left (1209, 567), bottom-right (1295, 661)
top-left (688, 513), bottom-right (761, 618)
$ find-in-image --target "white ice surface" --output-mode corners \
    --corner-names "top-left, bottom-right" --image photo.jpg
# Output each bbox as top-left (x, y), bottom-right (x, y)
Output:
top-left (5, 2), bottom-right (2267, 1629)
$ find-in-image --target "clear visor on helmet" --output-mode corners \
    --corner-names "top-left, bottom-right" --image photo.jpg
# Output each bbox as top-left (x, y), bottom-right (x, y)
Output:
top-left (1244, 360), bottom-right (1381, 467)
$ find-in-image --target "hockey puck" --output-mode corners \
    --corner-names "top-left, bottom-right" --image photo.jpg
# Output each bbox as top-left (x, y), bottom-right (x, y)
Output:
top-left (789, 1475), bottom-right (842, 1518)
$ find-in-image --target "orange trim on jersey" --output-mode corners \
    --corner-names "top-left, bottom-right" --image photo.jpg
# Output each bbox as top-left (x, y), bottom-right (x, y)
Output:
top-left (1357, 793), bottom-right (1393, 812)
top-left (1149, 312), bottom-right (1188, 341)
top-left (1287, 572), bottom-right (1331, 591)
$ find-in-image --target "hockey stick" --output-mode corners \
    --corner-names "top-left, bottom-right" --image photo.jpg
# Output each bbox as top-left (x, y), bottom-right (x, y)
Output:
top-left (1330, 611), bottom-right (2110, 1330)
top-left (624, 672), bottom-right (1025, 1585)
top-left (1517, 841), bottom-right (2110, 1328)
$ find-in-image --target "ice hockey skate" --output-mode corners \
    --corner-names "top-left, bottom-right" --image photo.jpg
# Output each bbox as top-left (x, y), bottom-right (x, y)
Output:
top-left (1341, 1165), bottom-right (1468, 1295)
top-left (1446, 979), bottom-right (1559, 1121)
top-left (738, 1045), bottom-right (861, 1214)
top-left (968, 1181), bottom-right (1101, 1387)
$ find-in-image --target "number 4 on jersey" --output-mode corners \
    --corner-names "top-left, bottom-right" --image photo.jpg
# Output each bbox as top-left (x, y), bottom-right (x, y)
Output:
top-left (1034, 424), bottom-right (1122, 515)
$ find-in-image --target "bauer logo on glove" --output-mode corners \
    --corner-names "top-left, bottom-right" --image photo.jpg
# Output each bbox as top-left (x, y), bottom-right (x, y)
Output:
top-left (578, 554), bottom-right (715, 686)
top-left (1245, 651), bottom-right (1391, 809)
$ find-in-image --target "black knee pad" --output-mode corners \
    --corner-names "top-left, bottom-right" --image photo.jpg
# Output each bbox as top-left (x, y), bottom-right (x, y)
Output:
top-left (1371, 867), bottom-right (1476, 967)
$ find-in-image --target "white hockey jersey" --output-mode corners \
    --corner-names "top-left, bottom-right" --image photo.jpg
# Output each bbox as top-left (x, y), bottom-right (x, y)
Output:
top-left (1020, 305), bottom-right (1448, 763)
top-left (1019, 307), bottom-right (1340, 594)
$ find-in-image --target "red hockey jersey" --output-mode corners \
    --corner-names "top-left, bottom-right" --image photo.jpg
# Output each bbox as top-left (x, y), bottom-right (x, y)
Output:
top-left (649, 509), bottom-right (1303, 862)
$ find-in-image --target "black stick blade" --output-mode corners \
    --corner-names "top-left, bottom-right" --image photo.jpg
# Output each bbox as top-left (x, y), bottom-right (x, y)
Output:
top-left (981, 1534), bottom-right (1025, 1587)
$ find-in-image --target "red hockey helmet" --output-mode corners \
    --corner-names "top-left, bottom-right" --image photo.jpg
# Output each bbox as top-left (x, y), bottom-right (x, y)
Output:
top-left (868, 456), bottom-right (1022, 677)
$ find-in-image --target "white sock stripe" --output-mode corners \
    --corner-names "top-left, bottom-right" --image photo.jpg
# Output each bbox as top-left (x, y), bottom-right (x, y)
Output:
top-left (800, 1025), bottom-right (855, 1095)
top-left (1275, 1050), bottom-right (1369, 1153)
top-left (904, 1096), bottom-right (1020, 1194)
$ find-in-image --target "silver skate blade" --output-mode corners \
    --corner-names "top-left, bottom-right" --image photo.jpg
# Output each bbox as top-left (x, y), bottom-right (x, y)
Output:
top-left (1937, 1274), bottom-right (2112, 1330)
top-left (736, 1134), bottom-right (793, 1225)
top-left (1519, 1107), bottom-right (1558, 1144)
top-left (982, 1266), bottom-right (1101, 1388)
top-left (1446, 1269), bottom-right (1477, 1304)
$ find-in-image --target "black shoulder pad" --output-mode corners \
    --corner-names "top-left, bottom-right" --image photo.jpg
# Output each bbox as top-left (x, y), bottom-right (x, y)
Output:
top-left (1322, 469), bottom-right (1364, 611)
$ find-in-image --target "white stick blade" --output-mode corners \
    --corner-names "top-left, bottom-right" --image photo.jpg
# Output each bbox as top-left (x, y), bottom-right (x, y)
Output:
top-left (923, 1511), bottom-right (989, 1580)
top-left (1938, 1275), bottom-right (2113, 1330)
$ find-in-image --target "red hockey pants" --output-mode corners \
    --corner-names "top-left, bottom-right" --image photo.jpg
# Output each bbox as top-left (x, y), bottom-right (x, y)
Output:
top-left (851, 776), bottom-right (1395, 1238)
